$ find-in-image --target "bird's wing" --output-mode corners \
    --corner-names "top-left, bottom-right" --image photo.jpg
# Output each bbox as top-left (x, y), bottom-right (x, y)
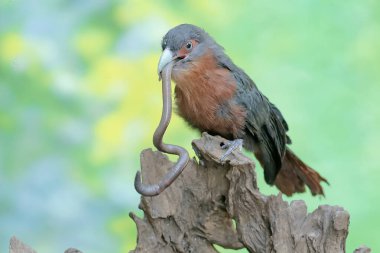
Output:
top-left (232, 67), bottom-right (287, 152)
top-left (231, 66), bottom-right (289, 183)
top-left (269, 101), bottom-right (292, 144)
top-left (216, 52), bottom-right (289, 153)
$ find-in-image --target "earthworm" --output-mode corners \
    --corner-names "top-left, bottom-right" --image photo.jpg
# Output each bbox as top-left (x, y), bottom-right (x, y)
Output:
top-left (134, 62), bottom-right (190, 196)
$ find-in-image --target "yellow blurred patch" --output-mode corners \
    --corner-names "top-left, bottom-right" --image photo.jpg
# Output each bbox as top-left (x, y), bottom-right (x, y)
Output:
top-left (113, 0), bottom-right (158, 25)
top-left (0, 33), bottom-right (26, 61)
top-left (109, 215), bottom-right (132, 234)
top-left (86, 56), bottom-right (129, 94)
top-left (93, 112), bottom-right (125, 163)
top-left (74, 29), bottom-right (112, 60)
top-left (109, 215), bottom-right (138, 252)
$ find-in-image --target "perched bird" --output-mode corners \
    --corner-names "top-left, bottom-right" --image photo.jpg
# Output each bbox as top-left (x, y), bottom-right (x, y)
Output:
top-left (157, 24), bottom-right (327, 196)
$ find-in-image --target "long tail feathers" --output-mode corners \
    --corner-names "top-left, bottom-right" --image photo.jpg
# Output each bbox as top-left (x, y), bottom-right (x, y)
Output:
top-left (275, 148), bottom-right (328, 196)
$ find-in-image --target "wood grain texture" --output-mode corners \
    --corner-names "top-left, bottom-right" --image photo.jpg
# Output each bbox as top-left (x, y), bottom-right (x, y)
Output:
top-left (8, 237), bottom-right (82, 253)
top-left (130, 133), bottom-right (369, 253)
top-left (10, 237), bottom-right (37, 253)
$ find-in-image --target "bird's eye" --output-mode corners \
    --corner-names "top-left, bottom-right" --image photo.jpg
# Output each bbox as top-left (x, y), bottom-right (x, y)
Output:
top-left (185, 41), bottom-right (193, 50)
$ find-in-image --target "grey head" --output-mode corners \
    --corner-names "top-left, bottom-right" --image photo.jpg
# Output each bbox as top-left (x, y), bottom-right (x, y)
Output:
top-left (157, 24), bottom-right (229, 78)
top-left (161, 24), bottom-right (207, 52)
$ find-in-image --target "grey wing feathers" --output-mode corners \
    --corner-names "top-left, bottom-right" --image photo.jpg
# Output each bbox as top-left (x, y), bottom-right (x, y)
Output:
top-left (216, 53), bottom-right (290, 182)
top-left (233, 68), bottom-right (289, 183)
top-left (269, 102), bottom-right (292, 144)
top-left (233, 68), bottom-right (288, 158)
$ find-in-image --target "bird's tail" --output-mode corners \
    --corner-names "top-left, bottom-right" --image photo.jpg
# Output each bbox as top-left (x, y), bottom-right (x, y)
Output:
top-left (274, 148), bottom-right (328, 196)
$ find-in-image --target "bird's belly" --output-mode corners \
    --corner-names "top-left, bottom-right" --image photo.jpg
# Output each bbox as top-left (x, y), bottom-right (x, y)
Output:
top-left (172, 53), bottom-right (246, 139)
top-left (175, 90), bottom-right (246, 139)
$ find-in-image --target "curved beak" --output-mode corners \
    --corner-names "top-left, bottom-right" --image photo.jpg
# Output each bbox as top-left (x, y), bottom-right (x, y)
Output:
top-left (157, 48), bottom-right (175, 81)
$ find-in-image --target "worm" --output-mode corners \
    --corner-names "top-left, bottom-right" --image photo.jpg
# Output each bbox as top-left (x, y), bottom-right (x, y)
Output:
top-left (134, 62), bottom-right (190, 196)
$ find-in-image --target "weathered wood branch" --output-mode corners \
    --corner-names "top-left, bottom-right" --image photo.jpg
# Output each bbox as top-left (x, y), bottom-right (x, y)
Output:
top-left (8, 236), bottom-right (82, 253)
top-left (130, 133), bottom-right (370, 253)
top-left (7, 134), bottom-right (371, 253)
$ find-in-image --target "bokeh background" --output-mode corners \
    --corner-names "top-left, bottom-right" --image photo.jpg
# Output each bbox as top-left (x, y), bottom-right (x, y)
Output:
top-left (1, 0), bottom-right (379, 252)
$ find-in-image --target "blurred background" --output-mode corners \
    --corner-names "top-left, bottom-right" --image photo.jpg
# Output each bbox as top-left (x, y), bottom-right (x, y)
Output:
top-left (0, 0), bottom-right (379, 252)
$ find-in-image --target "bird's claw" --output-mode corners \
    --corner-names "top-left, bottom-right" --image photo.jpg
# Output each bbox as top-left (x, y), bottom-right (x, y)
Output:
top-left (220, 139), bottom-right (243, 162)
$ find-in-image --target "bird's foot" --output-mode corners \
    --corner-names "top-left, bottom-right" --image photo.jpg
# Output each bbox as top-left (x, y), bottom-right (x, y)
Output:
top-left (220, 139), bottom-right (243, 162)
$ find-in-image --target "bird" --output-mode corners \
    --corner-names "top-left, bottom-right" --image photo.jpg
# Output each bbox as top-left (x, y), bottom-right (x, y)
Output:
top-left (157, 24), bottom-right (327, 196)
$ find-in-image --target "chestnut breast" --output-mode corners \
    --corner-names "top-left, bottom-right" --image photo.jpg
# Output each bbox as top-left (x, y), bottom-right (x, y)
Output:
top-left (172, 51), bottom-right (246, 139)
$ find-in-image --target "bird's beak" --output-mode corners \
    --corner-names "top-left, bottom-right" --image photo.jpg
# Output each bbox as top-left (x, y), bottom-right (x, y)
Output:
top-left (157, 48), bottom-right (175, 81)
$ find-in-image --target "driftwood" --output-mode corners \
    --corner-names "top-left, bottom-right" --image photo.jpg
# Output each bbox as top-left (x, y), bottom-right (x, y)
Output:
top-left (130, 133), bottom-right (370, 253)
top-left (8, 236), bottom-right (82, 253)
top-left (7, 135), bottom-right (371, 253)
top-left (9, 237), bottom-right (37, 253)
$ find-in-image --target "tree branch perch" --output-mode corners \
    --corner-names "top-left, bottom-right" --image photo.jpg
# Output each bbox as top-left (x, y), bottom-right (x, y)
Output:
top-left (6, 133), bottom-right (371, 252)
top-left (130, 133), bottom-right (370, 253)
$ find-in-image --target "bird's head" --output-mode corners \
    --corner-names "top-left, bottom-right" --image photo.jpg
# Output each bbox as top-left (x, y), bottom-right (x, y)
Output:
top-left (157, 24), bottom-right (221, 79)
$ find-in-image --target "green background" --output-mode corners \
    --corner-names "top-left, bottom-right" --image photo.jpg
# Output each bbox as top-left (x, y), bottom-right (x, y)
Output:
top-left (0, 0), bottom-right (379, 252)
